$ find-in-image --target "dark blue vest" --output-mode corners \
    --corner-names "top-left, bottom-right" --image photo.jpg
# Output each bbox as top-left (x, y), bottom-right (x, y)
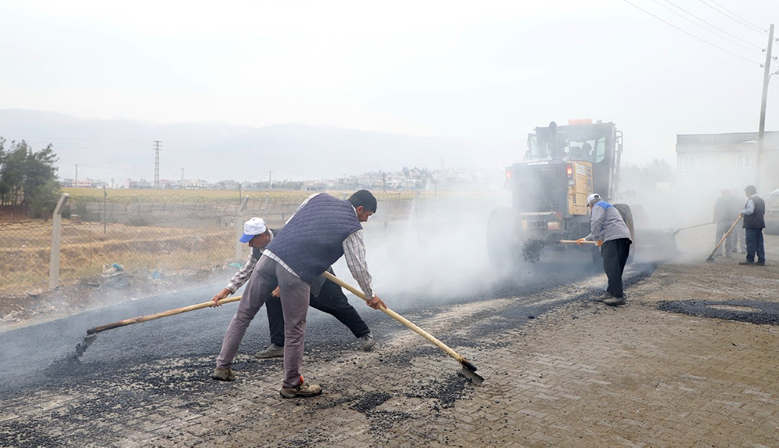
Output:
top-left (743, 196), bottom-right (765, 229)
top-left (266, 194), bottom-right (362, 283)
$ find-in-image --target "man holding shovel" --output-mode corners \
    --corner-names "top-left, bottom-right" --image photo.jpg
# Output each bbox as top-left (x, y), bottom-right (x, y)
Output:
top-left (738, 185), bottom-right (766, 266)
top-left (211, 219), bottom-right (376, 357)
top-left (212, 190), bottom-right (386, 398)
top-left (577, 193), bottom-right (632, 306)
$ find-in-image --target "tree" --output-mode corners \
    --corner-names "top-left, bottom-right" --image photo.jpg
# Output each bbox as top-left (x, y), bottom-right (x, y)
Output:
top-left (621, 159), bottom-right (675, 191)
top-left (0, 138), bottom-right (61, 218)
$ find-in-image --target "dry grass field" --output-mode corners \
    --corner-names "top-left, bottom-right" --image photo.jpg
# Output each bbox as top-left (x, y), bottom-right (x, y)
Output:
top-left (0, 189), bottom-right (427, 296)
top-left (0, 220), bottom-right (235, 293)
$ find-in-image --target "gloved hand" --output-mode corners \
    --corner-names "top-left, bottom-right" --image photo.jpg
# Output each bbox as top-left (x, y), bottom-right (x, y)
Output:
top-left (576, 238), bottom-right (585, 246)
top-left (596, 240), bottom-right (603, 247)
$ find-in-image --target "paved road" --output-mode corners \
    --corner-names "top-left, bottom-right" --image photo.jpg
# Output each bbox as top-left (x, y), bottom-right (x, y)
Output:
top-left (0, 259), bottom-right (654, 447)
top-left (1, 258), bottom-right (651, 398)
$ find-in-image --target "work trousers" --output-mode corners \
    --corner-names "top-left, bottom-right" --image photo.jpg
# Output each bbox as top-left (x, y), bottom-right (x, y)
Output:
top-left (737, 227), bottom-right (747, 253)
top-left (267, 278), bottom-right (371, 347)
top-left (745, 228), bottom-right (766, 264)
top-left (601, 238), bottom-right (631, 298)
top-left (216, 256), bottom-right (310, 388)
top-left (714, 221), bottom-right (737, 255)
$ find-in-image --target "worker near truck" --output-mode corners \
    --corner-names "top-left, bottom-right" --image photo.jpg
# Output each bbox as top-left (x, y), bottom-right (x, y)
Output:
top-left (577, 193), bottom-right (632, 306)
top-left (738, 185), bottom-right (766, 266)
top-left (212, 190), bottom-right (386, 398)
top-left (210, 217), bottom-right (376, 359)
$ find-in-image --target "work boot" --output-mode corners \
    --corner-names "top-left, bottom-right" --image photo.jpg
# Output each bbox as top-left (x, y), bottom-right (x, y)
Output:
top-left (738, 261), bottom-right (754, 266)
top-left (359, 333), bottom-right (376, 351)
top-left (755, 262), bottom-right (766, 266)
top-left (603, 296), bottom-right (626, 307)
top-left (254, 343), bottom-right (284, 359)
top-left (211, 367), bottom-right (235, 381)
top-left (280, 376), bottom-right (322, 398)
top-left (595, 292), bottom-right (612, 302)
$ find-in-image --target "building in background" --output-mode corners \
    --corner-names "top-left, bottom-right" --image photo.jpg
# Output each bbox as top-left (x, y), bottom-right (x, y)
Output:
top-left (676, 131), bottom-right (779, 193)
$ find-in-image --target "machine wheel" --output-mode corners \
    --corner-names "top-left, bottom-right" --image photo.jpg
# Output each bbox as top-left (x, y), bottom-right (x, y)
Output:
top-left (486, 207), bottom-right (521, 267)
top-left (613, 203), bottom-right (635, 264)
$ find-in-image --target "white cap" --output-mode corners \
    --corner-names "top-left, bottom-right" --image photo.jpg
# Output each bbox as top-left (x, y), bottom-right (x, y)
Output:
top-left (239, 217), bottom-right (267, 243)
top-left (587, 193), bottom-right (601, 205)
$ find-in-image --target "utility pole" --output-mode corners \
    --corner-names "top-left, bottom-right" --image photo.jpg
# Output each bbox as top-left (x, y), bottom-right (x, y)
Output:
top-left (269, 171), bottom-right (273, 190)
top-left (180, 168), bottom-right (184, 189)
top-left (756, 24), bottom-right (774, 192)
top-left (75, 164), bottom-right (78, 187)
top-left (153, 140), bottom-right (162, 189)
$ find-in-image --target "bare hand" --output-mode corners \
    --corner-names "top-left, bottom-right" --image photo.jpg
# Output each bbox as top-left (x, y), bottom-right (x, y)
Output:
top-left (271, 286), bottom-right (280, 298)
top-left (596, 240), bottom-right (603, 247)
top-left (366, 295), bottom-right (386, 310)
top-left (211, 288), bottom-right (230, 307)
top-left (576, 238), bottom-right (585, 246)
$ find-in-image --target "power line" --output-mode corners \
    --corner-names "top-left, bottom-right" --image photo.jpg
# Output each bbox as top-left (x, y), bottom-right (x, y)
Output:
top-left (706, 0), bottom-right (766, 33)
top-left (698, 0), bottom-right (766, 35)
top-left (662, 0), bottom-right (763, 52)
top-left (623, 0), bottom-right (763, 66)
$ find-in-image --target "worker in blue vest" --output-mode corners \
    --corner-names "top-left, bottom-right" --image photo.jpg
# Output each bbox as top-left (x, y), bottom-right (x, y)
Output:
top-left (212, 190), bottom-right (385, 399)
top-left (738, 185), bottom-right (766, 267)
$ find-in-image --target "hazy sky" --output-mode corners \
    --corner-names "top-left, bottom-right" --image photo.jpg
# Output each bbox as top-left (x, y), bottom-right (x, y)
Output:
top-left (1, 0), bottom-right (777, 168)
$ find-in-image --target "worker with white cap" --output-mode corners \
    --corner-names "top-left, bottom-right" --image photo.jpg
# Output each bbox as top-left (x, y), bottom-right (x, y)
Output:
top-left (577, 193), bottom-right (632, 306)
top-left (211, 217), bottom-right (273, 304)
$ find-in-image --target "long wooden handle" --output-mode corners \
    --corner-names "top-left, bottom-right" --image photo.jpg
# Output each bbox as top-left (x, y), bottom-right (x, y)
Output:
top-left (676, 221), bottom-right (714, 232)
top-left (86, 296), bottom-right (242, 335)
top-left (707, 216), bottom-right (742, 259)
top-left (322, 272), bottom-right (473, 368)
top-left (559, 239), bottom-right (598, 244)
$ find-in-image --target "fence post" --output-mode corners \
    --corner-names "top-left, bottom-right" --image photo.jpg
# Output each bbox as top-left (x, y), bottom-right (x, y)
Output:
top-left (49, 193), bottom-right (70, 290)
top-left (234, 196), bottom-right (250, 260)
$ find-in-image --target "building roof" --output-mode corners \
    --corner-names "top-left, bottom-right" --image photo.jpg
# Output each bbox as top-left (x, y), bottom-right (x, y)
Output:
top-left (677, 131), bottom-right (779, 152)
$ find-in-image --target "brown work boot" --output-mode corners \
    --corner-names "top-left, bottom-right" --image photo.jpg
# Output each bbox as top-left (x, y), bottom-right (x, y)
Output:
top-left (254, 343), bottom-right (284, 359)
top-left (595, 292), bottom-right (612, 302)
top-left (604, 296), bottom-right (626, 307)
top-left (211, 367), bottom-right (235, 381)
top-left (280, 376), bottom-right (322, 398)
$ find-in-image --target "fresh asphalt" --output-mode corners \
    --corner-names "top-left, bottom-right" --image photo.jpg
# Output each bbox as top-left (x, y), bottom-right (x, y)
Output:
top-left (0, 260), bottom-right (655, 402)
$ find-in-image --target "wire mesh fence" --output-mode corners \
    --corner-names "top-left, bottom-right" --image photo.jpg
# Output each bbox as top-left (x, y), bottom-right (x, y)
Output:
top-left (0, 191), bottom-right (428, 296)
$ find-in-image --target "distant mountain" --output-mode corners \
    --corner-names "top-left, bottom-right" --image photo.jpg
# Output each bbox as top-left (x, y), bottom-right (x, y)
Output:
top-left (0, 109), bottom-right (478, 182)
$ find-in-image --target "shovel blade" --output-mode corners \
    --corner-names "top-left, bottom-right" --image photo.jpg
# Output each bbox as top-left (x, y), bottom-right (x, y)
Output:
top-left (458, 367), bottom-right (484, 385)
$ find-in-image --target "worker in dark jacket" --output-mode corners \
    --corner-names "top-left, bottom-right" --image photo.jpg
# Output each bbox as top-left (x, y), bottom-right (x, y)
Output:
top-left (712, 189), bottom-right (742, 257)
top-left (738, 185), bottom-right (766, 266)
top-left (212, 190), bottom-right (385, 398)
top-left (577, 193), bottom-right (632, 307)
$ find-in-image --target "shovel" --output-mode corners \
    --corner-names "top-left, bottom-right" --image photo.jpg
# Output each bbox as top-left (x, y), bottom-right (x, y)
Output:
top-left (673, 221), bottom-right (714, 236)
top-left (322, 272), bottom-right (484, 385)
top-left (705, 216), bottom-right (742, 262)
top-left (75, 296), bottom-right (243, 356)
top-left (50, 296), bottom-right (244, 372)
